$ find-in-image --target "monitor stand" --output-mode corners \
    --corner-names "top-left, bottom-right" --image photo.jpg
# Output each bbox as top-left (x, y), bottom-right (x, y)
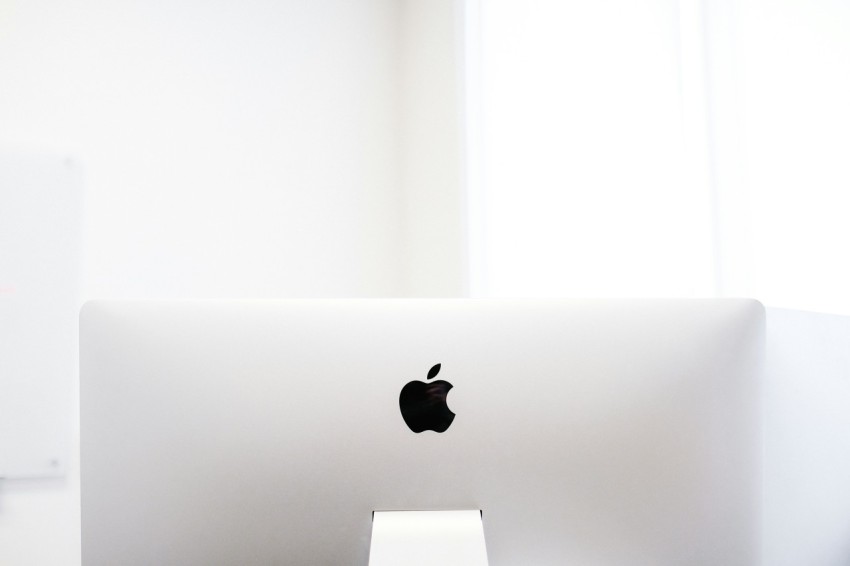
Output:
top-left (368, 510), bottom-right (489, 566)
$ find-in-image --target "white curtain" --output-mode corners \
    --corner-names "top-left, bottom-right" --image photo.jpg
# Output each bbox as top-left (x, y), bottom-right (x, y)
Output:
top-left (466, 0), bottom-right (850, 315)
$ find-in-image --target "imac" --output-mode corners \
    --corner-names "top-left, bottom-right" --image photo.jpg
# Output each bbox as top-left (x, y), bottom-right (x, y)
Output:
top-left (80, 299), bottom-right (764, 565)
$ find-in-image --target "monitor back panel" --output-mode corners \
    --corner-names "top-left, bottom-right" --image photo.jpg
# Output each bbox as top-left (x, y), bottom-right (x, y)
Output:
top-left (81, 299), bottom-right (764, 565)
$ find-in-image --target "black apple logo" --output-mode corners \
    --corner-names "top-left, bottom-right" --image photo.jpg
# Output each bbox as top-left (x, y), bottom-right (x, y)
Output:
top-left (399, 363), bottom-right (455, 433)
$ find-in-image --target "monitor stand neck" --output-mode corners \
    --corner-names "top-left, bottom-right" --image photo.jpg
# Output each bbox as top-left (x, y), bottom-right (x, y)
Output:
top-left (368, 510), bottom-right (489, 566)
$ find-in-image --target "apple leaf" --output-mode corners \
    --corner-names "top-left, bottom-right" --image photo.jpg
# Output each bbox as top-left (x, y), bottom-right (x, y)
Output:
top-left (427, 363), bottom-right (441, 380)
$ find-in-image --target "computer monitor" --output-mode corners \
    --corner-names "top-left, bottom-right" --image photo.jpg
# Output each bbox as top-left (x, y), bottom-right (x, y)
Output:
top-left (80, 299), bottom-right (764, 565)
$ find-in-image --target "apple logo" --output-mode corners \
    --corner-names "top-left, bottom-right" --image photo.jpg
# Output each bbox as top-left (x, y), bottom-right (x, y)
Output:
top-left (399, 363), bottom-right (455, 433)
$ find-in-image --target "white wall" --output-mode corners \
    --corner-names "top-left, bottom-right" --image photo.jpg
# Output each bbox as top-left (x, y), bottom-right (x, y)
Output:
top-left (764, 309), bottom-right (850, 566)
top-left (0, 0), bottom-right (407, 301)
top-left (398, 0), bottom-right (467, 296)
top-left (0, 0), bottom-right (445, 563)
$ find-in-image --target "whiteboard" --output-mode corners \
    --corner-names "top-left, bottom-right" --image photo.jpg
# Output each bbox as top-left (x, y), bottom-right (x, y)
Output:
top-left (0, 152), bottom-right (82, 478)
